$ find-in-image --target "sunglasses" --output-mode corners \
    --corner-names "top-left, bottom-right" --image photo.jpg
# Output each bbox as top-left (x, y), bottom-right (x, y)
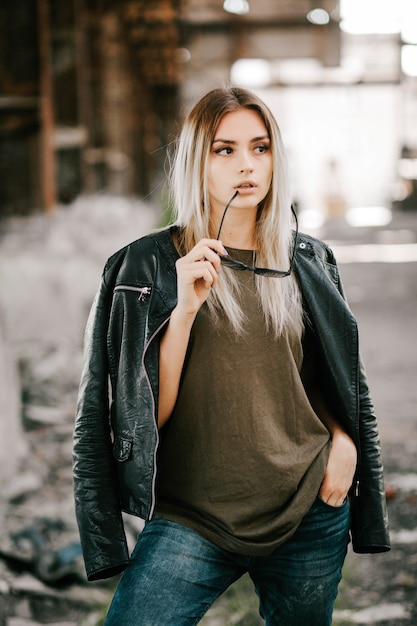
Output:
top-left (216, 191), bottom-right (298, 277)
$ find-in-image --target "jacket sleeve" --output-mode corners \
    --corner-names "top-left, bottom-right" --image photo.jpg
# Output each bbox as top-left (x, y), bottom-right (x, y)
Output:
top-left (73, 269), bottom-right (130, 581)
top-left (350, 358), bottom-right (391, 552)
top-left (326, 245), bottom-right (390, 553)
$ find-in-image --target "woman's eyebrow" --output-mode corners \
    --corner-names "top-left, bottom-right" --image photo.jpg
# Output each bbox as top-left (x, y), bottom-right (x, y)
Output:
top-left (212, 135), bottom-right (270, 145)
top-left (212, 138), bottom-right (236, 145)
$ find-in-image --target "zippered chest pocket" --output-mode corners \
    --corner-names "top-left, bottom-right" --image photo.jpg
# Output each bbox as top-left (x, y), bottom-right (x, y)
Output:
top-left (114, 284), bottom-right (152, 302)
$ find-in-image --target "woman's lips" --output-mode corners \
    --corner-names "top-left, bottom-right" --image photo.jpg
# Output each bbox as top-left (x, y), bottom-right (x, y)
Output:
top-left (235, 183), bottom-right (256, 194)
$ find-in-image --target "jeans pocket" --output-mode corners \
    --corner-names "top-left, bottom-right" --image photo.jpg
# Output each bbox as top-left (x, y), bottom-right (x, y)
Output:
top-left (316, 494), bottom-right (347, 510)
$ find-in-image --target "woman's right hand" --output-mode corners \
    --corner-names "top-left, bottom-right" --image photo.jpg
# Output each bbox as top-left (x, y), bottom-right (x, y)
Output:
top-left (175, 238), bottom-right (227, 319)
top-left (158, 238), bottom-right (227, 427)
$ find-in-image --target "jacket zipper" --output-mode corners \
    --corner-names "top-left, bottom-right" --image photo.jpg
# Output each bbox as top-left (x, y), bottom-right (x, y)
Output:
top-left (114, 284), bottom-right (152, 302)
top-left (142, 315), bottom-right (171, 518)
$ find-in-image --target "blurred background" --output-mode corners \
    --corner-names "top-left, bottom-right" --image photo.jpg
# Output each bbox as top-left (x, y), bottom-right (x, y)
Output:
top-left (1, 0), bottom-right (417, 219)
top-left (0, 1), bottom-right (416, 625)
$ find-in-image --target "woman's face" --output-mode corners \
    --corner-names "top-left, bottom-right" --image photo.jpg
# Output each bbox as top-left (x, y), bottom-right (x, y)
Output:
top-left (207, 108), bottom-right (273, 220)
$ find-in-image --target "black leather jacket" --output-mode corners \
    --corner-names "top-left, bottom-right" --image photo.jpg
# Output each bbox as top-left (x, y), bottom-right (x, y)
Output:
top-left (73, 226), bottom-right (390, 581)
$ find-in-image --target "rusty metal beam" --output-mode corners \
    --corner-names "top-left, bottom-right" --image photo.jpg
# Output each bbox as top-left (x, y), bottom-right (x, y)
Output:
top-left (37, 0), bottom-right (56, 213)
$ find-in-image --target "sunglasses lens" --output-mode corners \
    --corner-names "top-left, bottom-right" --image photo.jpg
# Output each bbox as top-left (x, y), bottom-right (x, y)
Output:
top-left (254, 268), bottom-right (290, 277)
top-left (221, 257), bottom-right (247, 270)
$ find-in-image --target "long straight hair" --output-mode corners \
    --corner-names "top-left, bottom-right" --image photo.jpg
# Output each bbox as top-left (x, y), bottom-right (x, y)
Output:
top-left (170, 87), bottom-right (304, 338)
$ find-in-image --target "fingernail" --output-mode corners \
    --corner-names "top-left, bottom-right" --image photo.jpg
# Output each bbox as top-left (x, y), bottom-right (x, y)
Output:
top-left (222, 247), bottom-right (228, 256)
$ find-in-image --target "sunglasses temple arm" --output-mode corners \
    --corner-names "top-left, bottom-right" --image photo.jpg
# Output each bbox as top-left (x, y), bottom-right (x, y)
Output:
top-left (216, 190), bottom-right (239, 240)
top-left (290, 204), bottom-right (298, 270)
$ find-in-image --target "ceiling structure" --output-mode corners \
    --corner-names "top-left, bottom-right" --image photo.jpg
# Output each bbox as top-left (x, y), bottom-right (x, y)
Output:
top-left (181, 0), bottom-right (339, 24)
top-left (177, 1), bottom-right (341, 102)
top-left (120, 0), bottom-right (341, 90)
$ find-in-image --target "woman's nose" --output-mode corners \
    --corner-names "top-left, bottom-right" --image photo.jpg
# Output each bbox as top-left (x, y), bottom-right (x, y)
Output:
top-left (239, 152), bottom-right (254, 173)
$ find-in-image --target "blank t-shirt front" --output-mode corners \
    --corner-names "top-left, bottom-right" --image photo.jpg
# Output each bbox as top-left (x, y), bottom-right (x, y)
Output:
top-left (155, 248), bottom-right (330, 555)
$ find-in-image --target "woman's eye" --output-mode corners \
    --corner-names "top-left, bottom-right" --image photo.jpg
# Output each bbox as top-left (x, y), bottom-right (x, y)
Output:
top-left (255, 144), bottom-right (269, 154)
top-left (215, 147), bottom-right (233, 155)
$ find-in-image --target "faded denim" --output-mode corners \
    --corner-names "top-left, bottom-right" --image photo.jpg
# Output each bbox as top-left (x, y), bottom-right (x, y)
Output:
top-left (105, 497), bottom-right (350, 626)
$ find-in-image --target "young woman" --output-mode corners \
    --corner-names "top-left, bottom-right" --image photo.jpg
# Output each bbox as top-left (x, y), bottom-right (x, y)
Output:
top-left (73, 87), bottom-right (390, 625)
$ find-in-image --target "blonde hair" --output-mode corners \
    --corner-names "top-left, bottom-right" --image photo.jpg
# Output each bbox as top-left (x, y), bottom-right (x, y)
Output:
top-left (170, 87), bottom-right (304, 338)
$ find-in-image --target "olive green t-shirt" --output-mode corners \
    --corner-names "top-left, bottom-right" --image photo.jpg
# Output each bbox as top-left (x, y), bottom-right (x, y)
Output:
top-left (155, 248), bottom-right (330, 555)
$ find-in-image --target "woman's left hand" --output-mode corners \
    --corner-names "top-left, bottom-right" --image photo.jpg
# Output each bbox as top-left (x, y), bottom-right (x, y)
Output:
top-left (319, 429), bottom-right (357, 507)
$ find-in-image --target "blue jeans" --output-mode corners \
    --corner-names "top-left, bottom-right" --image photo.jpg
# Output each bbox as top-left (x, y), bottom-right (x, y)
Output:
top-left (105, 497), bottom-right (350, 626)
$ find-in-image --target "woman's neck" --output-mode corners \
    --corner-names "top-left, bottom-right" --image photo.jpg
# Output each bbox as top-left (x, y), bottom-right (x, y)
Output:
top-left (220, 229), bottom-right (256, 250)
top-left (211, 210), bottom-right (257, 250)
